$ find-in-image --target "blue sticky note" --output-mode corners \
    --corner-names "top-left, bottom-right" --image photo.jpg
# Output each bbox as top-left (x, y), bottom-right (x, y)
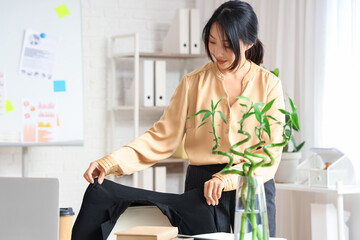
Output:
top-left (53, 80), bottom-right (66, 92)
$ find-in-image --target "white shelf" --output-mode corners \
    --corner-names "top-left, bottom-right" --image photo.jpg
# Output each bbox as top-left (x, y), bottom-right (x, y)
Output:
top-left (107, 33), bottom-right (205, 191)
top-left (158, 157), bottom-right (187, 164)
top-left (276, 183), bottom-right (360, 195)
top-left (112, 106), bottom-right (166, 111)
top-left (113, 51), bottom-right (207, 59)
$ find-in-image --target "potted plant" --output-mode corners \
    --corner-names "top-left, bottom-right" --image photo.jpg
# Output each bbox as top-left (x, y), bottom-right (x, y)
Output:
top-left (187, 95), bottom-right (300, 240)
top-left (267, 68), bottom-right (305, 183)
top-left (274, 113), bottom-right (305, 183)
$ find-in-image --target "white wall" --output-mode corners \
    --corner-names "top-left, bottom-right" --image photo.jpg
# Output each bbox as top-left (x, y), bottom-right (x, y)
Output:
top-left (0, 0), bottom-right (196, 216)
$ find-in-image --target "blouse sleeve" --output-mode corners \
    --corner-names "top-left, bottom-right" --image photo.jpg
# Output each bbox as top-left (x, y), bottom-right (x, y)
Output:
top-left (213, 77), bottom-right (285, 191)
top-left (97, 76), bottom-right (190, 176)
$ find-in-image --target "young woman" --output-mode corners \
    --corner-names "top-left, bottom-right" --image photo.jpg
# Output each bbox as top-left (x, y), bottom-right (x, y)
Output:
top-left (75, 1), bottom-right (284, 239)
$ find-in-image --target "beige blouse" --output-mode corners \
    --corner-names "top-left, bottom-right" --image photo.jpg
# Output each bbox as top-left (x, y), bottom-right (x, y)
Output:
top-left (97, 61), bottom-right (285, 191)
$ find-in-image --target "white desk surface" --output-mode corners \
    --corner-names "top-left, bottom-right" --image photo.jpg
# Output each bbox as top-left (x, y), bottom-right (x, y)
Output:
top-left (276, 183), bottom-right (360, 194)
top-left (178, 232), bottom-right (286, 239)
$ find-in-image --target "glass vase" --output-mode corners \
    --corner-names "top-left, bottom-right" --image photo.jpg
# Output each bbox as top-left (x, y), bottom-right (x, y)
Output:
top-left (234, 176), bottom-right (269, 240)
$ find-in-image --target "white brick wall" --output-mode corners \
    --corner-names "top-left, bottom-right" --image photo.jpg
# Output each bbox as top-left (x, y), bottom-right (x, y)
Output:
top-left (0, 0), bottom-right (198, 219)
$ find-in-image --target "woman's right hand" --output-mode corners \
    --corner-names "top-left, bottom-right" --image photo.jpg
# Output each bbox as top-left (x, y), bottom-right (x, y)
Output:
top-left (83, 161), bottom-right (105, 184)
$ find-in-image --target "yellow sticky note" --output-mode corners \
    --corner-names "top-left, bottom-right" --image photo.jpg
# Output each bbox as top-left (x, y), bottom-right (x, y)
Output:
top-left (55, 4), bottom-right (70, 18)
top-left (5, 99), bottom-right (14, 113)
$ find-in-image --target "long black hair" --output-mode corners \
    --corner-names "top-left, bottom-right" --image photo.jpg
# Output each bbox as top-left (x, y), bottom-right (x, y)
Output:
top-left (202, 0), bottom-right (264, 70)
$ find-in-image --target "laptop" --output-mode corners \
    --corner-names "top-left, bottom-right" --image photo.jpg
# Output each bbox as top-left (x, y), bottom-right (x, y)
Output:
top-left (0, 177), bottom-right (59, 240)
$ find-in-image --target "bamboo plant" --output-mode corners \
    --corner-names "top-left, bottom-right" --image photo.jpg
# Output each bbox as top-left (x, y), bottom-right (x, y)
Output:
top-left (187, 96), bottom-right (300, 240)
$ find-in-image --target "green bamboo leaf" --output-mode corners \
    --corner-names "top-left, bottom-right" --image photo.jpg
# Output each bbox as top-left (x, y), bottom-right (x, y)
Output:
top-left (236, 96), bottom-right (251, 102)
top-left (186, 110), bottom-right (211, 120)
top-left (214, 98), bottom-right (223, 110)
top-left (266, 115), bottom-right (278, 122)
top-left (291, 112), bottom-right (300, 130)
top-left (278, 109), bottom-right (290, 115)
top-left (264, 117), bottom-right (271, 139)
top-left (211, 100), bottom-right (214, 111)
top-left (217, 111), bottom-right (227, 124)
top-left (240, 103), bottom-right (248, 110)
top-left (253, 104), bottom-right (263, 123)
top-left (271, 68), bottom-right (280, 77)
top-left (197, 121), bottom-right (208, 128)
top-left (289, 97), bottom-right (297, 112)
top-left (296, 141), bottom-right (306, 151)
top-left (202, 111), bottom-right (211, 121)
top-left (261, 98), bottom-right (276, 114)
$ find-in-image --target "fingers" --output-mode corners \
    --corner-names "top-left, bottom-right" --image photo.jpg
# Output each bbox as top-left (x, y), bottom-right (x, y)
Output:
top-left (83, 162), bottom-right (99, 184)
top-left (98, 168), bottom-right (105, 184)
top-left (83, 165), bottom-right (94, 184)
top-left (204, 181), bottom-right (213, 205)
top-left (204, 178), bottom-right (224, 206)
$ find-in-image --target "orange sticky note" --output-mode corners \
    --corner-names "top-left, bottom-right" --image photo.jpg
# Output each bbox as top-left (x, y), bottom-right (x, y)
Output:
top-left (55, 4), bottom-right (70, 18)
top-left (5, 99), bottom-right (14, 113)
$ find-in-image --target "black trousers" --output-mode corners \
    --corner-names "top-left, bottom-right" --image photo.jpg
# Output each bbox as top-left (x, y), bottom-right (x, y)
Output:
top-left (72, 164), bottom-right (276, 240)
top-left (184, 164), bottom-right (276, 236)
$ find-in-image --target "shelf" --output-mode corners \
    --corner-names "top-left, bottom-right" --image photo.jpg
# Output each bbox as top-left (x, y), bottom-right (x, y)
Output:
top-left (158, 157), bottom-right (187, 164)
top-left (112, 51), bottom-right (207, 59)
top-left (276, 183), bottom-right (360, 194)
top-left (112, 106), bottom-right (166, 111)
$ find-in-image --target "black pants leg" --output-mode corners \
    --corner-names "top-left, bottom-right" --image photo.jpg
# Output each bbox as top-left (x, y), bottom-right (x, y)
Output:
top-left (185, 164), bottom-right (235, 232)
top-left (185, 164), bottom-right (276, 237)
top-left (72, 165), bottom-right (276, 239)
top-left (71, 179), bottom-right (217, 240)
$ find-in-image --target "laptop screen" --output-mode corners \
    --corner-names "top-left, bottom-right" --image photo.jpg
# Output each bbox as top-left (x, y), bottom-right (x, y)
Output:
top-left (0, 177), bottom-right (59, 240)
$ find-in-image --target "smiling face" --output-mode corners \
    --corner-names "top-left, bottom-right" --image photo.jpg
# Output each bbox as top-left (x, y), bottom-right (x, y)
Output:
top-left (208, 22), bottom-right (251, 72)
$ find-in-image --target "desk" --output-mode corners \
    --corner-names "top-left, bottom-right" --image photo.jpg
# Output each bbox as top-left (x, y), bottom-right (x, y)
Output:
top-left (276, 182), bottom-right (360, 240)
top-left (177, 232), bottom-right (285, 239)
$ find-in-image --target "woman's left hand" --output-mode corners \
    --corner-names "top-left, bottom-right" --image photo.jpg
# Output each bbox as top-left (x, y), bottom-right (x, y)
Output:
top-left (204, 177), bottom-right (225, 206)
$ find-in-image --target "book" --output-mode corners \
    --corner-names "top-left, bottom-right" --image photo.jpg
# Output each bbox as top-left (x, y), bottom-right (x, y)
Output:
top-left (115, 226), bottom-right (178, 240)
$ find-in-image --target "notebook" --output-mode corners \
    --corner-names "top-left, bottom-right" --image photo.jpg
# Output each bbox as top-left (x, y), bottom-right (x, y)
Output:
top-left (115, 226), bottom-right (178, 240)
top-left (0, 177), bottom-right (59, 240)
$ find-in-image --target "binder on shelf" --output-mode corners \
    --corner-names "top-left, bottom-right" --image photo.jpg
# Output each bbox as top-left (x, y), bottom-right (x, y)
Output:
top-left (138, 167), bottom-right (153, 191)
top-left (125, 60), bottom-right (155, 107)
top-left (155, 60), bottom-right (166, 107)
top-left (162, 8), bottom-right (190, 54)
top-left (190, 8), bottom-right (201, 54)
top-left (154, 166), bottom-right (166, 192)
top-left (140, 60), bottom-right (154, 107)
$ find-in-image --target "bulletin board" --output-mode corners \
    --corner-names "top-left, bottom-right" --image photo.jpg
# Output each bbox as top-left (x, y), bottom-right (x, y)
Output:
top-left (0, 0), bottom-right (83, 146)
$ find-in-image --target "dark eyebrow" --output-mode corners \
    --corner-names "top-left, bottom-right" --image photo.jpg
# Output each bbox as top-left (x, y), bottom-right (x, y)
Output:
top-left (209, 33), bottom-right (230, 42)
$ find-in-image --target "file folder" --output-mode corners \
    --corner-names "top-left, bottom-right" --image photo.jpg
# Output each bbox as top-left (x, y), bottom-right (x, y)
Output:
top-left (163, 8), bottom-right (190, 54)
top-left (155, 60), bottom-right (166, 106)
top-left (138, 167), bottom-right (153, 191)
top-left (140, 60), bottom-right (154, 107)
top-left (126, 60), bottom-right (155, 107)
top-left (154, 166), bottom-right (167, 192)
top-left (190, 8), bottom-right (201, 54)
